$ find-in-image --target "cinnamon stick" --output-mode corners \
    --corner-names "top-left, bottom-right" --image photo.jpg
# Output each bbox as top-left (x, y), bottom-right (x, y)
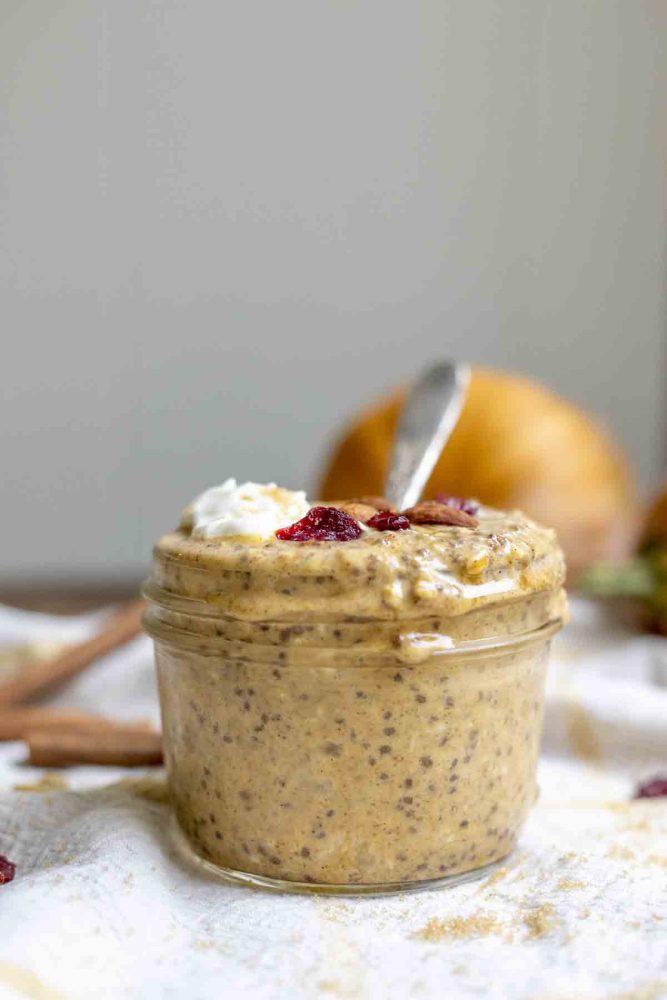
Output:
top-left (26, 728), bottom-right (163, 768)
top-left (0, 599), bottom-right (146, 706)
top-left (0, 707), bottom-right (153, 742)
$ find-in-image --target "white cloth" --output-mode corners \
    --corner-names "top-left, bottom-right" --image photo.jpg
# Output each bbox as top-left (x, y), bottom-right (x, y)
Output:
top-left (0, 599), bottom-right (666, 1000)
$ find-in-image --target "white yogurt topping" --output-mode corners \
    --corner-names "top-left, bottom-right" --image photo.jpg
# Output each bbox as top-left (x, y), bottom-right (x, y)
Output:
top-left (182, 479), bottom-right (310, 539)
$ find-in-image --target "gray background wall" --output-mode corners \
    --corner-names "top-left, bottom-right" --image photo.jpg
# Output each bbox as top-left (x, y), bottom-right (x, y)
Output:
top-left (1, 0), bottom-right (665, 581)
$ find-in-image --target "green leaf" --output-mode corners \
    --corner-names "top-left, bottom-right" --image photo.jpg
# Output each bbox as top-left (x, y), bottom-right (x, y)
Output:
top-left (579, 558), bottom-right (657, 600)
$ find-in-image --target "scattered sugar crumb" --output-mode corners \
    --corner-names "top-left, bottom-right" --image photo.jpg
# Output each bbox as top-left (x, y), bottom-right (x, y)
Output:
top-left (317, 979), bottom-right (361, 998)
top-left (194, 939), bottom-right (215, 951)
top-left (556, 878), bottom-right (586, 891)
top-left (523, 903), bottom-right (558, 939)
top-left (606, 982), bottom-right (667, 1000)
top-left (539, 981), bottom-right (667, 1000)
top-left (412, 913), bottom-right (502, 941)
top-left (318, 981), bottom-right (345, 996)
top-left (604, 801), bottom-right (633, 814)
top-left (608, 845), bottom-right (636, 862)
top-left (482, 866), bottom-right (509, 888)
top-left (13, 772), bottom-right (69, 793)
top-left (316, 900), bottom-right (353, 924)
top-left (318, 909), bottom-right (350, 927)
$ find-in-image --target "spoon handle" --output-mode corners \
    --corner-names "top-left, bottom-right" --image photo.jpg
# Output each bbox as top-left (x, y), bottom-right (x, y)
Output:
top-left (384, 361), bottom-right (470, 511)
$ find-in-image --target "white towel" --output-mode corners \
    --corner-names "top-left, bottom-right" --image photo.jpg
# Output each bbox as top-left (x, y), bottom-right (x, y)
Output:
top-left (0, 599), bottom-right (665, 1000)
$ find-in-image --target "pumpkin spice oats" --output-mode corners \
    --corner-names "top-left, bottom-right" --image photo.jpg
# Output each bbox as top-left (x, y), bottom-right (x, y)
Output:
top-left (144, 480), bottom-right (566, 893)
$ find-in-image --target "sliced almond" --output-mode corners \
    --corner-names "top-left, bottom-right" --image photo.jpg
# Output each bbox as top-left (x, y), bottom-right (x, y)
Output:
top-left (335, 501), bottom-right (380, 523)
top-left (354, 496), bottom-right (396, 513)
top-left (327, 496), bottom-right (396, 513)
top-left (402, 501), bottom-right (479, 528)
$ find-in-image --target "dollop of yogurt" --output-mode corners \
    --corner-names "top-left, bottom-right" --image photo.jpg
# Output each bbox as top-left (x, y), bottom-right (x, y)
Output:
top-left (182, 479), bottom-right (310, 539)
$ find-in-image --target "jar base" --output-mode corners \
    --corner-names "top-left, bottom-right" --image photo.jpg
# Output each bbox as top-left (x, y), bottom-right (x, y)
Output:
top-left (170, 817), bottom-right (511, 897)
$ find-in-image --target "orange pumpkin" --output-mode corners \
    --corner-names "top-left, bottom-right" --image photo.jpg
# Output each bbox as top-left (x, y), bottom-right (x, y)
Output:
top-left (643, 482), bottom-right (667, 547)
top-left (319, 368), bottom-right (638, 578)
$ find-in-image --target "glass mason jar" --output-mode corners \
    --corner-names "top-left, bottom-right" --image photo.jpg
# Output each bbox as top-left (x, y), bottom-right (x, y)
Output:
top-left (143, 572), bottom-right (563, 895)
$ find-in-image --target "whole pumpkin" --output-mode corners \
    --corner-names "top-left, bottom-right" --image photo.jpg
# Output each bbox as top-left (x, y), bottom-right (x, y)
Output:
top-left (319, 368), bottom-right (638, 578)
top-left (643, 482), bottom-right (667, 547)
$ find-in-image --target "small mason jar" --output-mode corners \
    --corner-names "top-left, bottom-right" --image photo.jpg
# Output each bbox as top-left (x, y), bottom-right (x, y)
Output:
top-left (143, 558), bottom-right (563, 895)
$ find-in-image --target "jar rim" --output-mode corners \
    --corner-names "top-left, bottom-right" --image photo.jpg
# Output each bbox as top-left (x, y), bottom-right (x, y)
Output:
top-left (142, 579), bottom-right (563, 658)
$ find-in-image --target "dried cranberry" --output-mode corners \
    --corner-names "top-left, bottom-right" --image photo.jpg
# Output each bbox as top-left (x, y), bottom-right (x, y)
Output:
top-left (276, 506), bottom-right (363, 542)
top-left (634, 776), bottom-right (667, 799)
top-left (367, 511), bottom-right (411, 532)
top-left (435, 493), bottom-right (479, 516)
top-left (0, 856), bottom-right (15, 885)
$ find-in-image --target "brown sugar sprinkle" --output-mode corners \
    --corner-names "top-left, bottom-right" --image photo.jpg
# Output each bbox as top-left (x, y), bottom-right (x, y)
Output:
top-left (522, 903), bottom-right (557, 939)
top-left (401, 501), bottom-right (478, 529)
top-left (557, 877), bottom-right (586, 891)
top-left (482, 865), bottom-right (509, 888)
top-left (412, 913), bottom-right (502, 941)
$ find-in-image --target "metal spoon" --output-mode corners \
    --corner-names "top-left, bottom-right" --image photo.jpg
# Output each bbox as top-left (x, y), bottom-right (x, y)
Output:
top-left (384, 361), bottom-right (470, 511)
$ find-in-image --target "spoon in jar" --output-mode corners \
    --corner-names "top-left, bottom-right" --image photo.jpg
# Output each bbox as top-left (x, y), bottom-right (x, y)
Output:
top-left (384, 360), bottom-right (470, 511)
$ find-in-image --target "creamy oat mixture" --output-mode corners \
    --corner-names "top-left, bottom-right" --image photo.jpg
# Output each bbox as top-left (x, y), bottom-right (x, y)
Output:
top-left (146, 486), bottom-right (565, 887)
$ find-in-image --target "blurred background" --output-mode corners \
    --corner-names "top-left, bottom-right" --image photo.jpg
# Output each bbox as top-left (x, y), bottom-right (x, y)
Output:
top-left (1, 1), bottom-right (666, 601)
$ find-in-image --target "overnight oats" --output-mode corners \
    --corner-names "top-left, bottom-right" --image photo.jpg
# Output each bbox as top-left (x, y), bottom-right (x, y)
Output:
top-left (143, 480), bottom-right (566, 894)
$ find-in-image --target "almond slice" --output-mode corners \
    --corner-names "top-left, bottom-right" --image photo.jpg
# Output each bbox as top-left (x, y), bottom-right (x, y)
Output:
top-left (354, 496), bottom-right (396, 513)
top-left (335, 501), bottom-right (380, 523)
top-left (402, 501), bottom-right (479, 528)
